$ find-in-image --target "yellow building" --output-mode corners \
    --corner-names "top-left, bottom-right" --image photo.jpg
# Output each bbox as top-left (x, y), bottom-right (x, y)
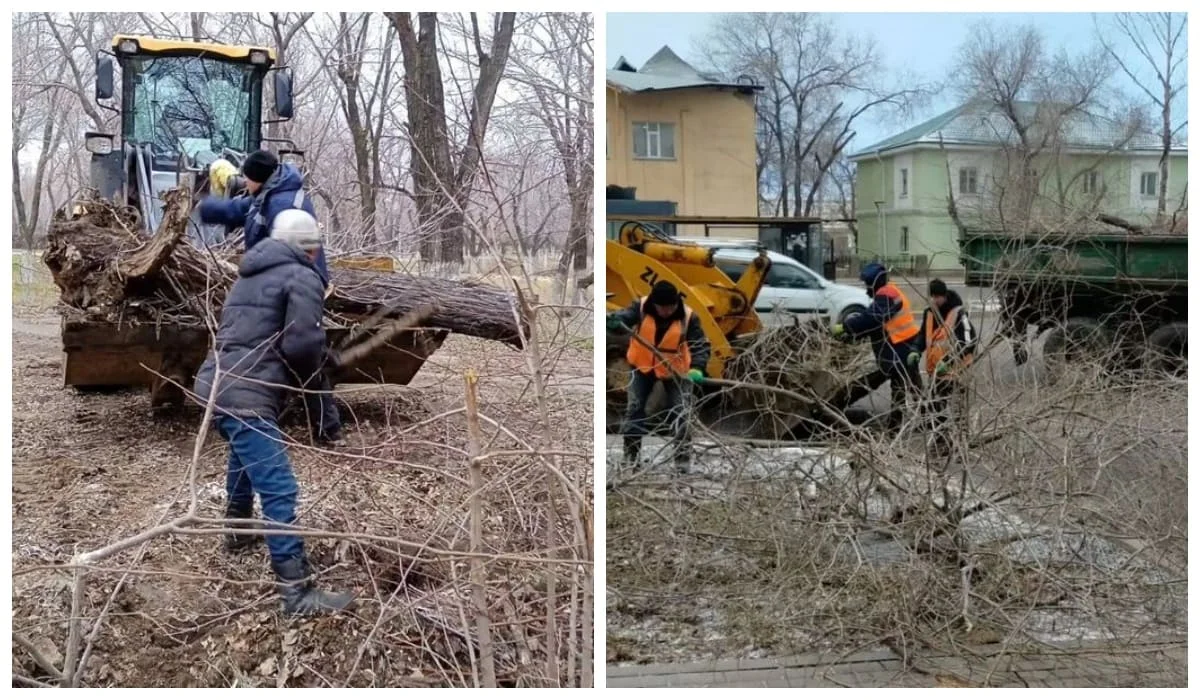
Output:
top-left (606, 47), bottom-right (762, 238)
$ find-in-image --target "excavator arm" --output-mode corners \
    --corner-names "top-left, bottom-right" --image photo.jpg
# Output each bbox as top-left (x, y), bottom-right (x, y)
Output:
top-left (605, 221), bottom-right (771, 379)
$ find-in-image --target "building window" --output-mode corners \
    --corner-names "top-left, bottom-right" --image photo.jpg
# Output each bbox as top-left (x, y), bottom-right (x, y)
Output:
top-left (632, 122), bottom-right (676, 160)
top-left (900, 168), bottom-right (908, 197)
top-left (959, 167), bottom-right (978, 195)
top-left (1081, 170), bottom-right (1099, 195)
top-left (900, 226), bottom-right (910, 254)
top-left (1140, 171), bottom-right (1158, 197)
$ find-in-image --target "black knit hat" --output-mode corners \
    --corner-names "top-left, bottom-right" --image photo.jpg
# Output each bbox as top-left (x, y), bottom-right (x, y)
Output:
top-left (929, 279), bottom-right (948, 296)
top-left (241, 149), bottom-right (279, 184)
top-left (648, 280), bottom-right (680, 306)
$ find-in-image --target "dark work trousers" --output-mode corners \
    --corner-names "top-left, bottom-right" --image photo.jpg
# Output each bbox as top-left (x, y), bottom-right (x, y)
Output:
top-left (885, 346), bottom-right (923, 433)
top-left (622, 370), bottom-right (693, 464)
top-left (301, 352), bottom-right (342, 442)
top-left (927, 375), bottom-right (968, 449)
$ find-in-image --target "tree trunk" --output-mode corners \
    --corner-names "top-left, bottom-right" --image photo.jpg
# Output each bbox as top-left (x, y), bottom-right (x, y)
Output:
top-left (390, 12), bottom-right (516, 264)
top-left (1158, 94), bottom-right (1170, 223)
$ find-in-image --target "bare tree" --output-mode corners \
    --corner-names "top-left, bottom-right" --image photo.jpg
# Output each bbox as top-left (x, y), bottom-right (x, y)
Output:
top-left (509, 12), bottom-right (593, 288)
top-left (308, 13), bottom-right (399, 239)
top-left (697, 13), bottom-right (934, 216)
top-left (388, 12), bottom-right (516, 263)
top-left (1095, 13), bottom-right (1187, 223)
top-left (951, 21), bottom-right (1120, 231)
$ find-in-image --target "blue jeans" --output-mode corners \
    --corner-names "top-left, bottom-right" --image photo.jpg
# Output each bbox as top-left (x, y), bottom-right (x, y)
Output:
top-left (216, 416), bottom-right (304, 560)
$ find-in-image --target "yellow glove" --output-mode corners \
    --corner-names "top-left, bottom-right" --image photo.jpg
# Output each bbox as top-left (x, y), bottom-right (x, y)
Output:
top-left (831, 323), bottom-right (845, 338)
top-left (208, 158), bottom-right (238, 197)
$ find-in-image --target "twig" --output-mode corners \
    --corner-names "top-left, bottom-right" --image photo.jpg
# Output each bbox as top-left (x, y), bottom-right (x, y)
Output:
top-left (12, 632), bottom-right (63, 678)
top-left (463, 369), bottom-right (497, 688)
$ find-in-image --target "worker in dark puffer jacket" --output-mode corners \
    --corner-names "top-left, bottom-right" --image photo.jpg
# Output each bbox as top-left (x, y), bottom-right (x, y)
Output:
top-left (200, 149), bottom-right (342, 447)
top-left (607, 280), bottom-right (711, 472)
top-left (193, 209), bottom-right (353, 617)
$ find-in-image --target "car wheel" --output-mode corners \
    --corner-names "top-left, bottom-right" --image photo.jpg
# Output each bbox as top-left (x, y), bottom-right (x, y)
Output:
top-left (839, 305), bottom-right (866, 324)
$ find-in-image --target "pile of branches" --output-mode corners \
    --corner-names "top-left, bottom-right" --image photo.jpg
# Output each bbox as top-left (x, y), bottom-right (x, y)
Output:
top-left (703, 320), bottom-right (878, 436)
top-left (43, 189), bottom-right (526, 347)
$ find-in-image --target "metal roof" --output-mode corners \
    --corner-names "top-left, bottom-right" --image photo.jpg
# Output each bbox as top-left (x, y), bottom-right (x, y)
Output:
top-left (607, 45), bottom-right (763, 94)
top-left (849, 100), bottom-right (1187, 159)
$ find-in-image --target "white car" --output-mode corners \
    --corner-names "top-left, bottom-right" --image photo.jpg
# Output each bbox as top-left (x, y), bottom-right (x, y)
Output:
top-left (684, 242), bottom-right (869, 327)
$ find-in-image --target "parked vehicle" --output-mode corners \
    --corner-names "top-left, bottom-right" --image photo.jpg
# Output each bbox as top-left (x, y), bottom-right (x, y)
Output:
top-left (961, 230), bottom-right (1187, 376)
top-left (679, 240), bottom-right (869, 327)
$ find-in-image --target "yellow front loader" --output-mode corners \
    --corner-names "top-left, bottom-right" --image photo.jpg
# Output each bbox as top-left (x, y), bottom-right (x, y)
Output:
top-left (605, 221), bottom-right (772, 428)
top-left (59, 34), bottom-right (427, 407)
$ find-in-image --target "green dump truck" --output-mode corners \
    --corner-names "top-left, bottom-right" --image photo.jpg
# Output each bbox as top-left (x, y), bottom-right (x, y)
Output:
top-left (960, 230), bottom-right (1187, 375)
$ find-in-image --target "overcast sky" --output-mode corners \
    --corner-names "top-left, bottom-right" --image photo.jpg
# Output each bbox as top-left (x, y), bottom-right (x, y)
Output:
top-left (606, 12), bottom-right (1187, 151)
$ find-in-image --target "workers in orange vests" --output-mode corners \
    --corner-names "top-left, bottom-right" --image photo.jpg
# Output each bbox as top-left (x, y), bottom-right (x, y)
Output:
top-left (908, 279), bottom-right (978, 455)
top-left (831, 262), bottom-right (923, 433)
top-left (607, 281), bottom-right (711, 472)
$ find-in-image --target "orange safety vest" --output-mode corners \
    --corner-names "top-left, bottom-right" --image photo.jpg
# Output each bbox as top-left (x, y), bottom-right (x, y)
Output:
top-left (925, 306), bottom-right (973, 376)
top-left (876, 284), bottom-right (920, 345)
top-left (625, 297), bottom-right (693, 379)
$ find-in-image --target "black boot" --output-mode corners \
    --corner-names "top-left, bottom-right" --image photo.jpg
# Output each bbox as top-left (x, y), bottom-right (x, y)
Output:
top-left (622, 436), bottom-right (642, 467)
top-left (223, 502), bottom-right (261, 553)
top-left (270, 555), bottom-right (356, 617)
top-left (313, 429), bottom-right (346, 448)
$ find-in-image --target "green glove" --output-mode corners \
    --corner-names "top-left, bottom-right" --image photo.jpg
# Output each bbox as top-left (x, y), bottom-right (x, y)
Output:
top-left (935, 360), bottom-right (950, 376)
top-left (907, 351), bottom-right (921, 367)
top-left (606, 316), bottom-right (625, 332)
top-left (831, 323), bottom-right (845, 338)
top-left (687, 369), bottom-right (704, 383)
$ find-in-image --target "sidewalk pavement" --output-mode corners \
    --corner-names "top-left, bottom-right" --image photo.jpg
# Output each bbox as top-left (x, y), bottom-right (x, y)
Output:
top-left (606, 641), bottom-right (1186, 688)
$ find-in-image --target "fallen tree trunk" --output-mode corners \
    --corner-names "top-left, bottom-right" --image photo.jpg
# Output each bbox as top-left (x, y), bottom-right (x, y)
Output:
top-left (43, 190), bottom-right (527, 348)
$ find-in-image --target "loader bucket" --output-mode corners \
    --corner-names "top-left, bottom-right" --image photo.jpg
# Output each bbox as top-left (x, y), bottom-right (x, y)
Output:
top-left (60, 316), bottom-right (447, 408)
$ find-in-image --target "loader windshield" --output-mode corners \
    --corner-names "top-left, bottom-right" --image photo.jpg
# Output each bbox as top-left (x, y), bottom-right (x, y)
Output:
top-left (123, 54), bottom-right (262, 163)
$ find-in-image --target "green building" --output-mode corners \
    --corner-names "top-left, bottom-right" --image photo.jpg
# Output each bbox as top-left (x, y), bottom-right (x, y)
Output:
top-left (849, 101), bottom-right (1188, 273)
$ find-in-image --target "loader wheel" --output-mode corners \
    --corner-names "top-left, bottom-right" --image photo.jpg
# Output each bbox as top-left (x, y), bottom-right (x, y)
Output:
top-left (1042, 317), bottom-right (1112, 381)
top-left (1145, 322), bottom-right (1187, 377)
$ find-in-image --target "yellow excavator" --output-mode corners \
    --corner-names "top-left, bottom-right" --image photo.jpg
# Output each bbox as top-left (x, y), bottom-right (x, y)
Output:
top-left (58, 35), bottom-right (436, 406)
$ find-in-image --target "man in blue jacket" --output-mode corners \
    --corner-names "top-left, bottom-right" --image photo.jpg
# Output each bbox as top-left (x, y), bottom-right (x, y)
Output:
top-left (193, 209), bottom-right (354, 617)
top-left (199, 150), bottom-right (342, 446)
top-left (831, 263), bottom-right (924, 433)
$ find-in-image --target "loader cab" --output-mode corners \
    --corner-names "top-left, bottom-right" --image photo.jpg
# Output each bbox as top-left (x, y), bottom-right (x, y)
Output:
top-left (86, 35), bottom-right (296, 243)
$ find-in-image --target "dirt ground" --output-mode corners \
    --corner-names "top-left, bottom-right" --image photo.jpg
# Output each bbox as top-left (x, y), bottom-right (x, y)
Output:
top-left (11, 295), bottom-right (593, 688)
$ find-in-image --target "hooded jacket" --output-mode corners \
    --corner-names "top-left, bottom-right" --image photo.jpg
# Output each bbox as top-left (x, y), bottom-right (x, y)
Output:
top-left (193, 239), bottom-right (327, 422)
top-left (912, 289), bottom-right (979, 361)
top-left (198, 163), bottom-right (330, 285)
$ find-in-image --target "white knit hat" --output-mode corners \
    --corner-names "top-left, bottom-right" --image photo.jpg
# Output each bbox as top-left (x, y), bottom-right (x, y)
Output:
top-left (271, 209), bottom-right (322, 251)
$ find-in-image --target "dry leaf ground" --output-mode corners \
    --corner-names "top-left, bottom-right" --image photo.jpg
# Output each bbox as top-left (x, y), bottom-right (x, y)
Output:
top-left (12, 272), bottom-right (594, 688)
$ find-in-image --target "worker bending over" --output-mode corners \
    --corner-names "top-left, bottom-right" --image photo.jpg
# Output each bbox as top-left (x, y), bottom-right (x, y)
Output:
top-left (607, 281), bottom-right (710, 472)
top-left (909, 279), bottom-right (978, 456)
top-left (201, 150), bottom-right (343, 447)
top-left (193, 209), bottom-right (354, 617)
top-left (832, 263), bottom-right (923, 433)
